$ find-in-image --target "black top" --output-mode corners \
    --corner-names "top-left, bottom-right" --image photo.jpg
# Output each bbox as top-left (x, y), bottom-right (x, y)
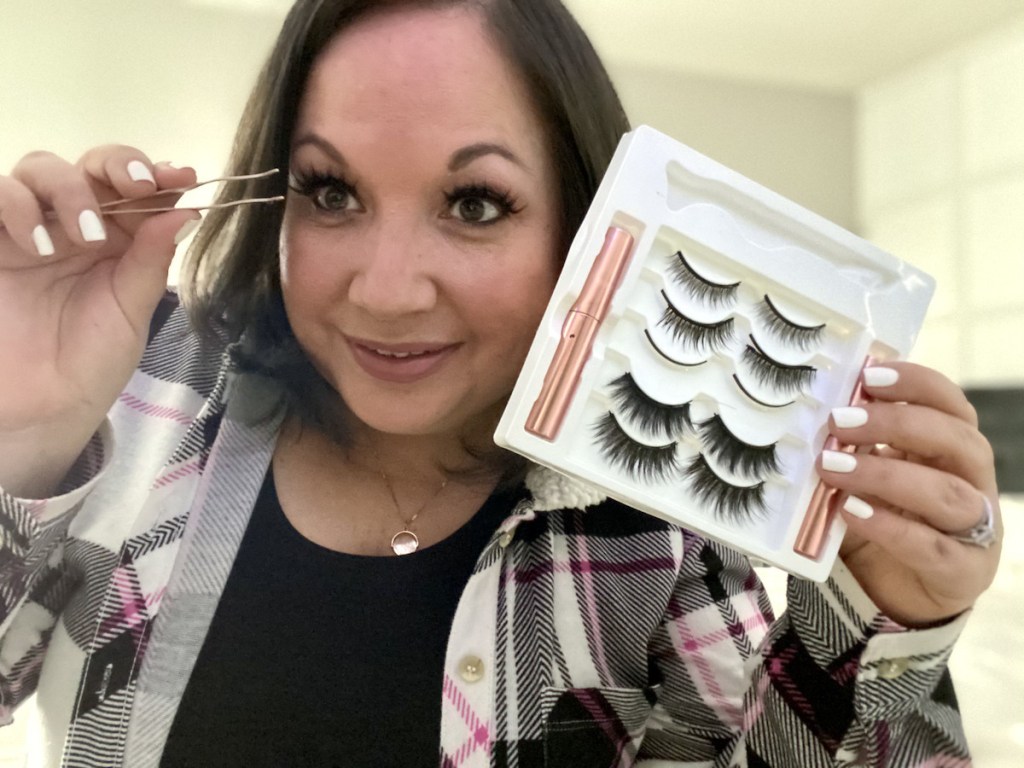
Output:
top-left (161, 470), bottom-right (517, 768)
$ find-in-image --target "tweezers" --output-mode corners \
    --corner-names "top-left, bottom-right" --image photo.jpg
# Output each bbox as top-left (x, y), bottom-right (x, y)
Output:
top-left (44, 169), bottom-right (285, 220)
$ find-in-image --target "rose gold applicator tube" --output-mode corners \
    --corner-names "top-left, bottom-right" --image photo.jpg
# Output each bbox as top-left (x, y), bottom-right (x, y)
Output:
top-left (794, 357), bottom-right (875, 559)
top-left (525, 226), bottom-right (635, 441)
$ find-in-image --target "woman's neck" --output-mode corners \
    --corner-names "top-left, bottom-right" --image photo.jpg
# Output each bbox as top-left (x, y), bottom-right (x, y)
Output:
top-left (272, 414), bottom-right (504, 555)
top-left (280, 413), bottom-right (500, 488)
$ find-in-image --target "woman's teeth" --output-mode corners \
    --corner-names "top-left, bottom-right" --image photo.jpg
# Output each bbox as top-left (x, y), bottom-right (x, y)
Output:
top-left (375, 349), bottom-right (427, 359)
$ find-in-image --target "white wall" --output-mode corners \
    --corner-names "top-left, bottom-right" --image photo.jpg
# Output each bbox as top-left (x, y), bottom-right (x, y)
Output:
top-left (0, 0), bottom-right (283, 185)
top-left (856, 15), bottom-right (1024, 767)
top-left (857, 15), bottom-right (1024, 386)
top-left (1, 2), bottom-right (856, 236)
top-left (613, 65), bottom-right (856, 230)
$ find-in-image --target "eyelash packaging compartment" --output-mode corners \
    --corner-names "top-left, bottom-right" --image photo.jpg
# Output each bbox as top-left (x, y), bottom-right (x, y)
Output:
top-left (494, 124), bottom-right (935, 581)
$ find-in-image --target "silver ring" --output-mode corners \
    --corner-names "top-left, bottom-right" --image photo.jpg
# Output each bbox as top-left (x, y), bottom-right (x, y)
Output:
top-left (949, 495), bottom-right (997, 549)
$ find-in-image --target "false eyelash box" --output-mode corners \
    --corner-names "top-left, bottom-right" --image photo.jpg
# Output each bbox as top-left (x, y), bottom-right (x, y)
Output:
top-left (494, 124), bottom-right (935, 581)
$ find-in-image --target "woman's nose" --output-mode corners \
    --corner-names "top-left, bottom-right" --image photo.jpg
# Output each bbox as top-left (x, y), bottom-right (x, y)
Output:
top-left (347, 223), bottom-right (437, 316)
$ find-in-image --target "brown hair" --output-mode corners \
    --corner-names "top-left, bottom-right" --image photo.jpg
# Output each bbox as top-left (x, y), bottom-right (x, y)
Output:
top-left (180, 0), bottom-right (630, 452)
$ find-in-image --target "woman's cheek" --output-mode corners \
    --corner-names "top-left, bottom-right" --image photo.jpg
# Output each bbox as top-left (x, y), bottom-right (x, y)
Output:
top-left (279, 226), bottom-right (336, 300)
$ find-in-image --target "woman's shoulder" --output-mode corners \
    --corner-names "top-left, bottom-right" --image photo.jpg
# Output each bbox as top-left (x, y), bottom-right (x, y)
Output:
top-left (138, 289), bottom-right (233, 396)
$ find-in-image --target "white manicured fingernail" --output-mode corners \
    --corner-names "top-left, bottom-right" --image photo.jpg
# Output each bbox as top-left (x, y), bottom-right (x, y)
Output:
top-left (127, 160), bottom-right (156, 185)
top-left (822, 450), bottom-right (857, 473)
top-left (32, 224), bottom-right (55, 257)
top-left (843, 495), bottom-right (874, 520)
top-left (79, 210), bottom-right (106, 242)
top-left (174, 216), bottom-right (202, 245)
top-left (832, 406), bottom-right (868, 429)
top-left (863, 367), bottom-right (899, 387)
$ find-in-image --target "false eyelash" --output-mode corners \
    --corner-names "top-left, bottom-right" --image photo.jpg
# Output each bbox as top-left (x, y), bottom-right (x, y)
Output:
top-left (288, 168), bottom-right (354, 197)
top-left (657, 290), bottom-right (735, 354)
top-left (667, 251), bottom-right (740, 308)
top-left (644, 329), bottom-right (709, 368)
top-left (609, 372), bottom-right (694, 440)
top-left (756, 295), bottom-right (825, 351)
top-left (741, 336), bottom-right (816, 395)
top-left (593, 412), bottom-right (680, 483)
top-left (732, 373), bottom-right (794, 409)
top-left (697, 414), bottom-right (781, 479)
top-left (684, 454), bottom-right (766, 522)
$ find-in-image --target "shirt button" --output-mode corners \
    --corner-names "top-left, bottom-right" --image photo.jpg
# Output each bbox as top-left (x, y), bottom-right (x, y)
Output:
top-left (459, 655), bottom-right (485, 683)
top-left (498, 531), bottom-right (514, 548)
top-left (877, 657), bottom-right (910, 679)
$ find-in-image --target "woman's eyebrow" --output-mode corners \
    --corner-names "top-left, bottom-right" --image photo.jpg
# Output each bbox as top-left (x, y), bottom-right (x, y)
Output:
top-left (291, 134), bottom-right (523, 174)
top-left (291, 132), bottom-right (348, 166)
top-left (448, 142), bottom-right (524, 172)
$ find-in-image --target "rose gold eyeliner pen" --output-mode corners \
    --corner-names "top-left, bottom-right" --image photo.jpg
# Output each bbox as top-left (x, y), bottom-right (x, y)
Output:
top-left (525, 225), bottom-right (635, 441)
top-left (793, 357), bottom-right (875, 559)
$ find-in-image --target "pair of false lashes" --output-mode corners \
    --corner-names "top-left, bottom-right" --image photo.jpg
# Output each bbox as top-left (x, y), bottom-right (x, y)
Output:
top-left (594, 372), bottom-right (780, 520)
top-left (647, 313), bottom-right (815, 405)
top-left (645, 253), bottom-right (825, 402)
top-left (666, 250), bottom-right (827, 352)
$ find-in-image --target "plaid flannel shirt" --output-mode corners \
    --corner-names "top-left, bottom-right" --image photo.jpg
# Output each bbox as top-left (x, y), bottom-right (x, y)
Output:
top-left (0, 301), bottom-right (972, 767)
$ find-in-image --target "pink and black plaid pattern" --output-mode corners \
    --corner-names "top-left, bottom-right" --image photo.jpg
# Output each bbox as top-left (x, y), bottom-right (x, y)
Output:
top-left (2, 297), bottom-right (973, 767)
top-left (440, 502), bottom-right (970, 767)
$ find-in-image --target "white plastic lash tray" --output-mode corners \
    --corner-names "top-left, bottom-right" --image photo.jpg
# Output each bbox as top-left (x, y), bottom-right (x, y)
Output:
top-left (495, 125), bottom-right (934, 581)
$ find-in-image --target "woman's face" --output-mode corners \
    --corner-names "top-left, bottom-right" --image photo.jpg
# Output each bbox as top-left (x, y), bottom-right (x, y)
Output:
top-left (280, 6), bottom-right (561, 444)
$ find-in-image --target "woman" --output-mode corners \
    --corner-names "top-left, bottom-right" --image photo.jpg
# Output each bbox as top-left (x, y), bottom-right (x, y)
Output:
top-left (0, 0), bottom-right (1001, 765)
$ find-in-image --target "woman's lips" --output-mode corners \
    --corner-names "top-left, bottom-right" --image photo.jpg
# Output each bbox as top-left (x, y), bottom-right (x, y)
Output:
top-left (346, 337), bottom-right (458, 383)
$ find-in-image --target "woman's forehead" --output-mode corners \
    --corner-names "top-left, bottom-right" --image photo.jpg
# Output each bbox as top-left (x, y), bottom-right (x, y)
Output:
top-left (312, 6), bottom-right (503, 93)
top-left (294, 6), bottom-right (548, 166)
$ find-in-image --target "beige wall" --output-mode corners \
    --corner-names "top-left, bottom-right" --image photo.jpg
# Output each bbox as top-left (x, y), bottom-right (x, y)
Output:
top-left (612, 65), bottom-right (856, 231)
top-left (856, 16), bottom-right (1024, 767)
top-left (0, 0), bottom-right (282, 180)
top-left (857, 14), bottom-right (1024, 387)
top-left (1, 2), bottom-right (856, 237)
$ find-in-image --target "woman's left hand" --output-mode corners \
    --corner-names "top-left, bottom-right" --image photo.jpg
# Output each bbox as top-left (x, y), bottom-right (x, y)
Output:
top-left (819, 362), bottom-right (1002, 627)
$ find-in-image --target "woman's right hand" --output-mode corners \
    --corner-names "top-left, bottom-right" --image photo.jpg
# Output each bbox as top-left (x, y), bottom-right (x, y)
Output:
top-left (0, 145), bottom-right (200, 497)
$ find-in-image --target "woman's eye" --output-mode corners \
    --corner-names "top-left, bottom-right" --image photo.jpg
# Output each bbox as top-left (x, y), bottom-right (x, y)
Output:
top-left (450, 195), bottom-right (502, 224)
top-left (445, 185), bottom-right (521, 225)
top-left (288, 172), bottom-right (362, 215)
top-left (312, 184), bottom-right (358, 212)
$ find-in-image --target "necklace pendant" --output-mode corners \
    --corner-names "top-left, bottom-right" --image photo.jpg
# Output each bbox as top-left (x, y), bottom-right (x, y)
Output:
top-left (391, 529), bottom-right (419, 556)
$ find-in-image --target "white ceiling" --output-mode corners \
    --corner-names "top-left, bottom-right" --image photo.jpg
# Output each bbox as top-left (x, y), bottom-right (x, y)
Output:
top-left (188, 0), bottom-right (1024, 92)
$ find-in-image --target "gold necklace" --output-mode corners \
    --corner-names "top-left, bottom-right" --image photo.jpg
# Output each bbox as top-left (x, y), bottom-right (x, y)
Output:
top-left (379, 469), bottom-right (448, 556)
